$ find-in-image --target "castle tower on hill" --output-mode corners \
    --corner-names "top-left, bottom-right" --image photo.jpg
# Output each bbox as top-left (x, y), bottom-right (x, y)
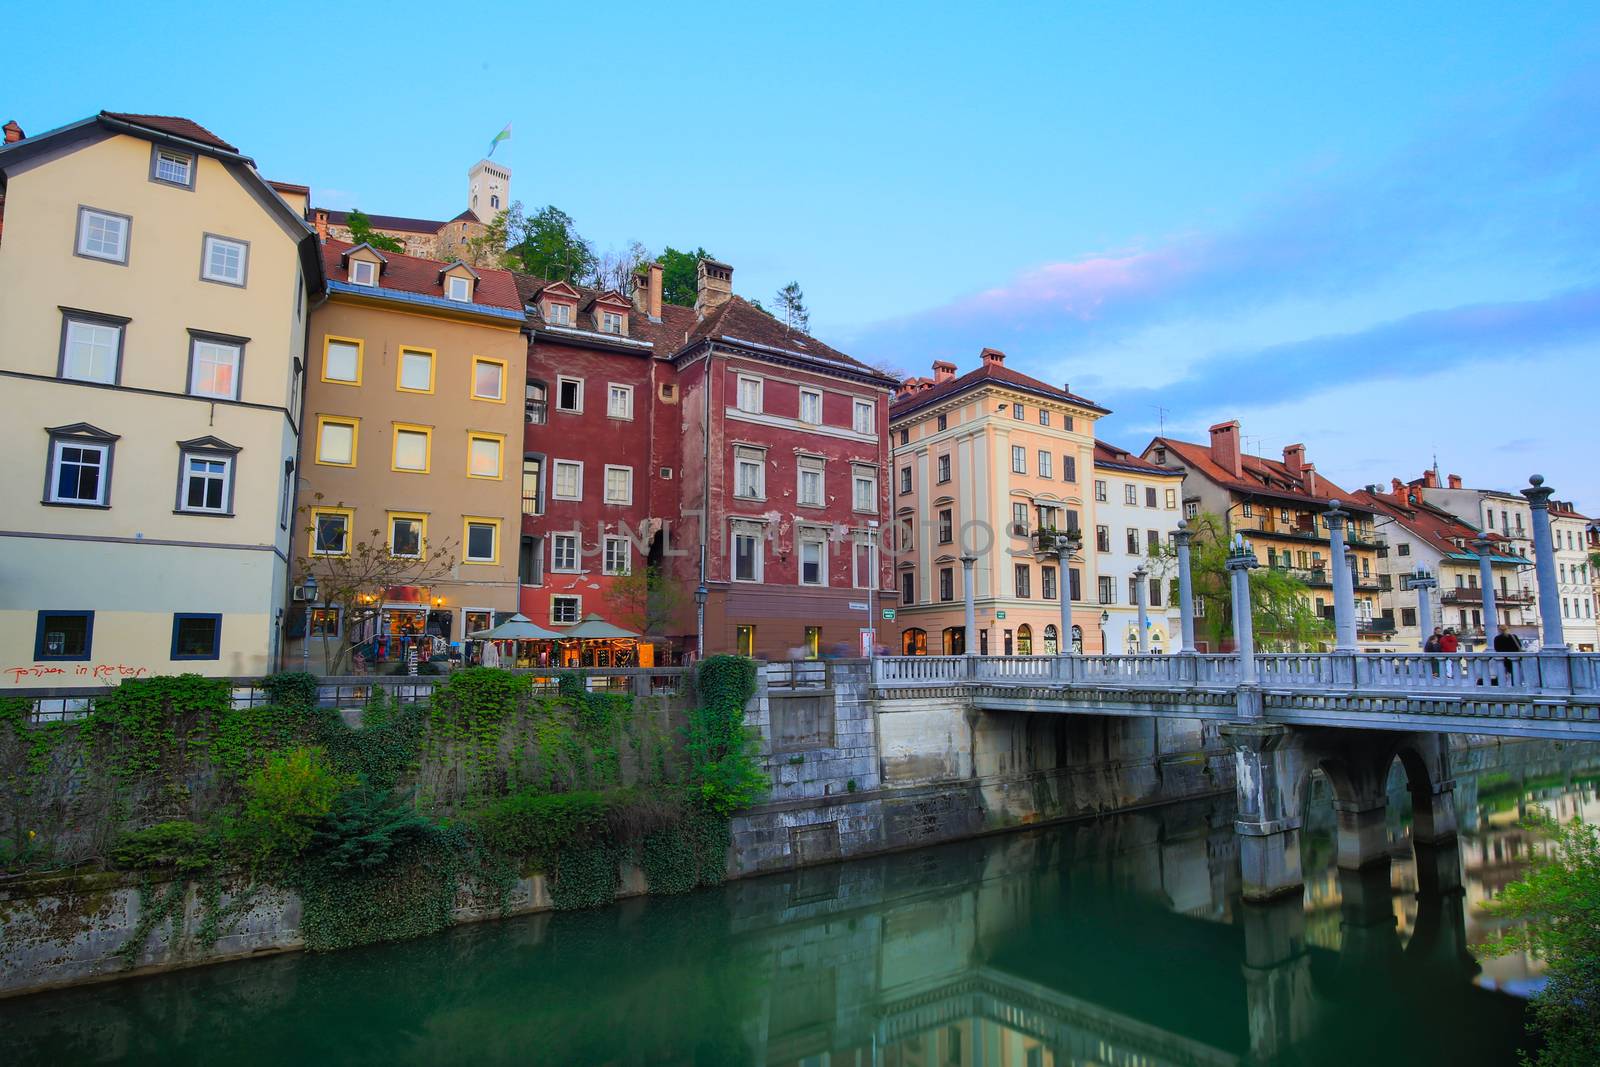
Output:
top-left (315, 160), bottom-right (513, 262)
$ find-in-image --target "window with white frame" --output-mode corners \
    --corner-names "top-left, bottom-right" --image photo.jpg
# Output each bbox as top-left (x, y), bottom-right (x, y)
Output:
top-left (1166, 488), bottom-right (1177, 509)
top-left (736, 375), bottom-right (763, 413)
top-left (312, 510), bottom-right (350, 555)
top-left (799, 537), bottom-right (826, 586)
top-left (735, 446), bottom-right (765, 499)
top-left (447, 275), bottom-right (472, 302)
top-left (799, 389), bottom-right (822, 425)
top-left (852, 465), bottom-right (877, 513)
top-left (153, 149), bottom-right (193, 187)
top-left (797, 455), bottom-right (825, 506)
top-left (601, 311), bottom-right (624, 334)
top-left (1039, 409), bottom-right (1050, 427)
top-left (603, 465), bottom-right (633, 505)
top-left (1011, 446), bottom-right (1026, 474)
top-left (393, 427), bottom-right (430, 472)
top-left (47, 436), bottom-right (112, 505)
top-left (1038, 451), bottom-right (1052, 478)
top-left (607, 384), bottom-right (633, 419)
top-left (898, 466), bottom-right (912, 495)
top-left (937, 454), bottom-right (951, 483)
top-left (1012, 402), bottom-right (1024, 420)
top-left (317, 417), bottom-right (357, 465)
top-left (602, 535), bottom-right (630, 575)
top-left (389, 515), bottom-right (423, 558)
top-left (467, 433), bottom-right (502, 478)
top-left (552, 460), bottom-right (583, 500)
top-left (398, 348), bottom-right (433, 393)
top-left (854, 537), bottom-right (873, 588)
top-left (733, 524), bottom-right (763, 582)
top-left (60, 314), bottom-right (124, 383)
top-left (552, 532), bottom-right (580, 571)
top-left (349, 259), bottom-right (378, 286)
top-left (551, 595), bottom-right (581, 624)
top-left (471, 358), bottom-right (504, 401)
top-left (1184, 501), bottom-right (1199, 519)
top-left (1094, 479), bottom-right (1107, 502)
top-left (76, 207), bottom-right (129, 263)
top-left (1124, 483), bottom-right (1138, 504)
top-left (546, 302), bottom-right (573, 325)
top-left (179, 452), bottom-right (233, 513)
top-left (324, 339), bottom-right (360, 383)
top-left (201, 235), bottom-right (248, 286)
top-left (557, 376), bottom-right (583, 412)
top-left (853, 398), bottom-right (874, 434)
top-left (188, 336), bottom-right (242, 400)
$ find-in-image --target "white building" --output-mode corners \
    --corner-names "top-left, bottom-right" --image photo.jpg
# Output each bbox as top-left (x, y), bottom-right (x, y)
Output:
top-left (1092, 442), bottom-right (1185, 653)
top-left (1550, 501), bottom-right (1598, 651)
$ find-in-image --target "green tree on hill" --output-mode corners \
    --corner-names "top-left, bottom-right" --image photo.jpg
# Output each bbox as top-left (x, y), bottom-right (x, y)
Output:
top-left (344, 209), bottom-right (405, 254)
top-left (658, 246), bottom-right (715, 307)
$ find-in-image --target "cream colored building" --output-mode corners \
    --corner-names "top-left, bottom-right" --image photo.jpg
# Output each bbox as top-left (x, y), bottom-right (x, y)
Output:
top-left (0, 112), bottom-right (319, 687)
top-left (1092, 442), bottom-right (1185, 653)
top-left (889, 350), bottom-right (1107, 656)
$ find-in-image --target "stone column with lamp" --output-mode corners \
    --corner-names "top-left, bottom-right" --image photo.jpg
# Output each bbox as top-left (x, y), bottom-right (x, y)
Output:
top-left (1227, 534), bottom-right (1261, 691)
top-left (1404, 564), bottom-right (1437, 653)
top-left (1174, 519), bottom-right (1196, 654)
top-left (1523, 475), bottom-right (1570, 688)
top-left (300, 573), bottom-right (319, 675)
top-left (1134, 563), bottom-right (1150, 653)
top-left (1471, 535), bottom-right (1499, 647)
top-left (1325, 502), bottom-right (1357, 651)
top-left (960, 554), bottom-right (977, 656)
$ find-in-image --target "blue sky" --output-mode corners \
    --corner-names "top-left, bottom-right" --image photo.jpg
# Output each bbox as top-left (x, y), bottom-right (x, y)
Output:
top-left (9, 2), bottom-right (1600, 504)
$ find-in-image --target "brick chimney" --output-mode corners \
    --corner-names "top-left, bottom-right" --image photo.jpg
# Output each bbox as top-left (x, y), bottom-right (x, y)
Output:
top-left (932, 359), bottom-right (957, 383)
top-left (631, 262), bottom-right (664, 322)
top-left (1302, 463), bottom-right (1319, 497)
top-left (1390, 477), bottom-right (1405, 497)
top-left (313, 209), bottom-right (329, 243)
top-left (1282, 443), bottom-right (1307, 478)
top-left (1421, 468), bottom-right (1440, 489)
top-left (695, 258), bottom-right (733, 318)
top-left (1447, 473), bottom-right (1462, 489)
top-left (2, 121), bottom-right (23, 144)
top-left (1209, 420), bottom-right (1243, 478)
top-left (979, 348), bottom-right (1006, 366)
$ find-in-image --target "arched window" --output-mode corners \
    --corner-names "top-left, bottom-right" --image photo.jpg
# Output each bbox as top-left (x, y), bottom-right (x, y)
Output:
top-left (1070, 624), bottom-right (1083, 654)
top-left (1016, 623), bottom-right (1033, 656)
top-left (942, 626), bottom-right (965, 655)
top-left (902, 628), bottom-right (927, 655)
top-left (1043, 624), bottom-right (1058, 655)
top-left (491, 194), bottom-right (501, 210)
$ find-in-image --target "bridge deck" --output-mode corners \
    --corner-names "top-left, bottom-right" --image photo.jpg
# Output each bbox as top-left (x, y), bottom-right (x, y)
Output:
top-left (872, 652), bottom-right (1600, 740)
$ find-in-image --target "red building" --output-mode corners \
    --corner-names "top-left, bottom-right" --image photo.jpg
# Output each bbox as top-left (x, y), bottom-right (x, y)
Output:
top-left (518, 259), bottom-right (898, 660)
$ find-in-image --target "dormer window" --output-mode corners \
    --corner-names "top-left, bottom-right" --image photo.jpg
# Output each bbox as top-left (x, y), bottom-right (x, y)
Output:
top-left (546, 302), bottom-right (573, 325)
top-left (350, 259), bottom-right (378, 287)
top-left (602, 311), bottom-right (623, 335)
top-left (447, 276), bottom-right (472, 302)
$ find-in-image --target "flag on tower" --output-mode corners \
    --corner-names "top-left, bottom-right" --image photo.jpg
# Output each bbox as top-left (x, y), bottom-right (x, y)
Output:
top-left (487, 122), bottom-right (512, 156)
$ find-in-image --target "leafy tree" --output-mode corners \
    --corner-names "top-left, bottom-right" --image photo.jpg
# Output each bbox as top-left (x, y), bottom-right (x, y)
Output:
top-left (1479, 811), bottom-right (1600, 1065)
top-left (231, 746), bottom-right (351, 868)
top-left (774, 281), bottom-right (809, 331)
top-left (604, 564), bottom-right (690, 636)
top-left (1186, 511), bottom-right (1331, 652)
top-left (509, 204), bottom-right (596, 282)
top-left (296, 495), bottom-right (459, 674)
top-left (658, 246), bottom-right (714, 307)
top-left (460, 205), bottom-right (517, 268)
top-left (344, 209), bottom-right (405, 254)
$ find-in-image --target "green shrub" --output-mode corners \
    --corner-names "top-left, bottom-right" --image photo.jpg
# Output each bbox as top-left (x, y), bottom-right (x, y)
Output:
top-left (231, 746), bottom-right (351, 868)
top-left (259, 671), bottom-right (319, 712)
top-left (111, 821), bottom-right (221, 875)
top-left (305, 787), bottom-right (432, 872)
top-left (473, 789), bottom-right (611, 869)
top-left (686, 656), bottom-right (766, 816)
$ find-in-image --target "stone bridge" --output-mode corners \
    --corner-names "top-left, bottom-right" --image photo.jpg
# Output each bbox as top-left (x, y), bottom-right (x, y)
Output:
top-left (869, 649), bottom-right (1600, 900)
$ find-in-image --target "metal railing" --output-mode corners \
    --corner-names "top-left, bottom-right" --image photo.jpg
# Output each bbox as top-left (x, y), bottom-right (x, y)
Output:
top-left (766, 660), bottom-right (830, 690)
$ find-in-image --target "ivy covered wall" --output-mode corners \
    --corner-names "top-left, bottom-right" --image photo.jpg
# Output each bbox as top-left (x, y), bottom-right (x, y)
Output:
top-left (0, 657), bottom-right (764, 961)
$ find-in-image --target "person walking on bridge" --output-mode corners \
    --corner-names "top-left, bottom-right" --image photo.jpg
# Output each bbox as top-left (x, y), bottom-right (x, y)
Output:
top-left (1494, 629), bottom-right (1522, 686)
top-left (1425, 628), bottom-right (1443, 676)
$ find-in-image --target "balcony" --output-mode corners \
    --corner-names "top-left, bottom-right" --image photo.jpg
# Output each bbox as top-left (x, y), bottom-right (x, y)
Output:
top-left (1359, 616), bottom-right (1397, 635)
top-left (1441, 587), bottom-right (1535, 606)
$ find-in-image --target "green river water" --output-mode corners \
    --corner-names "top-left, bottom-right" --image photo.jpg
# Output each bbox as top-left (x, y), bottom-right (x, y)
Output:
top-left (3, 739), bottom-right (1597, 1066)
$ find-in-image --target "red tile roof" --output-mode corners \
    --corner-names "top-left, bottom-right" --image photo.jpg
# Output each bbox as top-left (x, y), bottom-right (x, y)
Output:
top-left (323, 238), bottom-right (522, 313)
top-left (101, 112), bottom-right (238, 152)
top-left (891, 357), bottom-right (1107, 419)
top-left (1351, 487), bottom-right (1514, 557)
top-left (1148, 435), bottom-right (1369, 512)
top-left (1095, 440), bottom-right (1179, 477)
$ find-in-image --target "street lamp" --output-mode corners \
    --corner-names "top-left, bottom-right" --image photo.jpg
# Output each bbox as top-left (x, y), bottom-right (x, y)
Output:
top-left (694, 585), bottom-right (709, 661)
top-left (300, 573), bottom-right (319, 675)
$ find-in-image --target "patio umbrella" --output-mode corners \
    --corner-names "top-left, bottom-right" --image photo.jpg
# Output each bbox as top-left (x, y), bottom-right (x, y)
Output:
top-left (562, 614), bottom-right (640, 640)
top-left (468, 613), bottom-right (563, 640)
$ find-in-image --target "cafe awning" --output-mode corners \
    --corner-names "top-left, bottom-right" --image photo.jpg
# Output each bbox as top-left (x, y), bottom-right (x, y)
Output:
top-left (561, 613), bottom-right (640, 640)
top-left (468, 613), bottom-right (563, 641)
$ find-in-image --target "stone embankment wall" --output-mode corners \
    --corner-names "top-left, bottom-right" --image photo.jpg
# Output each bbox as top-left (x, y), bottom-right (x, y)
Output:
top-left (2, 660), bottom-right (1232, 997)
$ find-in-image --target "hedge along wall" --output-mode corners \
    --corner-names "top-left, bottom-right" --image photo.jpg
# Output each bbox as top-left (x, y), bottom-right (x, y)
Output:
top-left (0, 658), bottom-right (763, 962)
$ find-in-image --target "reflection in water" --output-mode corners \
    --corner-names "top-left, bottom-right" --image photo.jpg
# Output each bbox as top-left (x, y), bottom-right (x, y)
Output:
top-left (2, 741), bottom-right (1596, 1066)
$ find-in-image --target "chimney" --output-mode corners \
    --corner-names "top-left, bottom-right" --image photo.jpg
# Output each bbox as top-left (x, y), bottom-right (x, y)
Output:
top-left (694, 258), bottom-right (733, 318)
top-left (1390, 477), bottom-right (1404, 497)
top-left (979, 348), bottom-right (1006, 366)
top-left (647, 262), bottom-right (662, 322)
top-left (932, 359), bottom-right (957, 383)
top-left (1422, 468), bottom-right (1440, 489)
top-left (631, 262), bottom-right (663, 321)
top-left (1302, 462), bottom-right (1318, 497)
top-left (1282, 443), bottom-right (1307, 478)
top-left (313, 209), bottom-right (329, 243)
top-left (1208, 420), bottom-right (1243, 478)
top-left (2, 121), bottom-right (23, 144)
top-left (1447, 473), bottom-right (1462, 489)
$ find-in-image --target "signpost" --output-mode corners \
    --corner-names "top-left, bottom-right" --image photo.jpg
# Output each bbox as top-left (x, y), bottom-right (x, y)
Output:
top-left (882, 608), bottom-right (896, 621)
top-left (996, 610), bottom-right (1007, 620)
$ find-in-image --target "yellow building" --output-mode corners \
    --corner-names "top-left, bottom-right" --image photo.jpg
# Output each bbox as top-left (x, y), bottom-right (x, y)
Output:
top-left (0, 112), bottom-right (319, 686)
top-left (889, 349), bottom-right (1107, 655)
